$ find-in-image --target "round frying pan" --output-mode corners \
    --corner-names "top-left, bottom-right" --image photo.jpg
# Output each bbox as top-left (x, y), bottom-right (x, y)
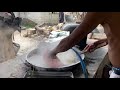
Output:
top-left (25, 41), bottom-right (85, 71)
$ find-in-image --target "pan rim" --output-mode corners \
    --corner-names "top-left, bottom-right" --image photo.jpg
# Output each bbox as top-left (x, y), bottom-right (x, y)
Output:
top-left (25, 48), bottom-right (85, 69)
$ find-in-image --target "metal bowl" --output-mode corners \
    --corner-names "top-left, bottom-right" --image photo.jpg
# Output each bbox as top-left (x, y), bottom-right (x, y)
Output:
top-left (25, 47), bottom-right (85, 71)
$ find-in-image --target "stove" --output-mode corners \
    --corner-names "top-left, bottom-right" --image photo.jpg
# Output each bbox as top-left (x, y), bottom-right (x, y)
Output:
top-left (24, 63), bottom-right (83, 78)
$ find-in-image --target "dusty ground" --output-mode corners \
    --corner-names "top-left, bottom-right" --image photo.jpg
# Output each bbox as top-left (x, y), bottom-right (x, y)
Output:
top-left (0, 25), bottom-right (108, 78)
top-left (14, 31), bottom-right (47, 56)
top-left (0, 31), bottom-right (48, 78)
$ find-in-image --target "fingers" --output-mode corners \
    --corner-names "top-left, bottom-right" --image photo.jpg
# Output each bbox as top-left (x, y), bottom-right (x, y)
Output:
top-left (83, 43), bottom-right (95, 53)
top-left (84, 45), bottom-right (89, 50)
top-left (83, 45), bottom-right (90, 52)
top-left (88, 45), bottom-right (95, 52)
top-left (89, 48), bottom-right (95, 52)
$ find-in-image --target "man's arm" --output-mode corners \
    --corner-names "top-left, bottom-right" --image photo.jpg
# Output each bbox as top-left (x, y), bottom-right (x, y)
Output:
top-left (52, 12), bottom-right (108, 55)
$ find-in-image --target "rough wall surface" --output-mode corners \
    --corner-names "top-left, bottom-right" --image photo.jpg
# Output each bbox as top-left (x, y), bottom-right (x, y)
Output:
top-left (14, 12), bottom-right (59, 24)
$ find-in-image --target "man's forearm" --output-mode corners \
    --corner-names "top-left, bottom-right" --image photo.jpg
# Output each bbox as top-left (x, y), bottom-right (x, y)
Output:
top-left (53, 23), bottom-right (95, 54)
top-left (68, 23), bottom-right (94, 48)
top-left (68, 13), bottom-right (107, 49)
top-left (52, 12), bottom-right (107, 54)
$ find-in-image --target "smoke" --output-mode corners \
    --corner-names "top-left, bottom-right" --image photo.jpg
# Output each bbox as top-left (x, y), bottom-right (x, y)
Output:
top-left (36, 41), bottom-right (60, 55)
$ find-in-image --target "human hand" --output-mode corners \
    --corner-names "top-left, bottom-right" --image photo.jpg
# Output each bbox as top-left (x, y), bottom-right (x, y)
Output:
top-left (83, 43), bottom-right (96, 53)
top-left (43, 49), bottom-right (64, 68)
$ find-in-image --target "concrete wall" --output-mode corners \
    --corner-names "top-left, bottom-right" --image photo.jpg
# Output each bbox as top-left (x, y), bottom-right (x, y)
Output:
top-left (14, 12), bottom-right (59, 24)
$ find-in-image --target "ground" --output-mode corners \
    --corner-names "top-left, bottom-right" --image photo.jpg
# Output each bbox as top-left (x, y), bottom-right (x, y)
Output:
top-left (0, 25), bottom-right (108, 78)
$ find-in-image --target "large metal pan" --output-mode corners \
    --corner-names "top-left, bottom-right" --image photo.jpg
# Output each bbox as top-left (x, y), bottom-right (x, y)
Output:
top-left (25, 41), bottom-right (85, 72)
